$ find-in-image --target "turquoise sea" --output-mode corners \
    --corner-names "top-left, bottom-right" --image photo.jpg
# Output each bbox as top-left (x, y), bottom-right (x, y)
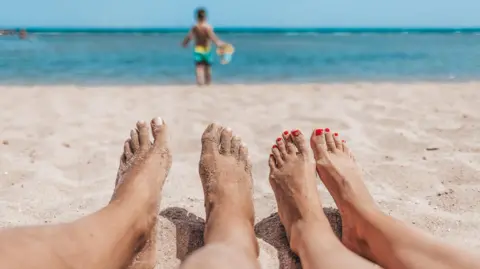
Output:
top-left (0, 28), bottom-right (479, 84)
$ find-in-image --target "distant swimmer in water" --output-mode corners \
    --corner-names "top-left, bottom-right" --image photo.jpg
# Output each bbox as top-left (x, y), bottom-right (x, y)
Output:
top-left (181, 7), bottom-right (225, 86)
top-left (19, 29), bottom-right (27, 39)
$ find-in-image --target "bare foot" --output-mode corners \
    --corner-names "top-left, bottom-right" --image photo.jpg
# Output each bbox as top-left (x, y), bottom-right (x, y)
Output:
top-left (112, 117), bottom-right (172, 269)
top-left (268, 129), bottom-right (330, 253)
top-left (198, 123), bottom-right (259, 258)
top-left (310, 128), bottom-right (377, 256)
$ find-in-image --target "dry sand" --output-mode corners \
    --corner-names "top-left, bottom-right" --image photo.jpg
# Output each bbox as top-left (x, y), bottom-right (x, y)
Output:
top-left (0, 83), bottom-right (479, 268)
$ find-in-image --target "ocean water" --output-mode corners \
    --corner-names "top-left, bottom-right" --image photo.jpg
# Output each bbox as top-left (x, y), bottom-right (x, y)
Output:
top-left (1, 29), bottom-right (480, 84)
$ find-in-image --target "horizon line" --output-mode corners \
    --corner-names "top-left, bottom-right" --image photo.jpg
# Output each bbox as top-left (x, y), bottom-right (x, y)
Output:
top-left (1, 26), bottom-right (480, 34)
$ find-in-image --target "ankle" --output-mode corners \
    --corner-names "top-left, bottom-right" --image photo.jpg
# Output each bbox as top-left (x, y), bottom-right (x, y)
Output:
top-left (289, 217), bottom-right (337, 254)
top-left (349, 204), bottom-right (383, 239)
top-left (204, 217), bottom-right (258, 258)
top-left (108, 199), bottom-right (158, 237)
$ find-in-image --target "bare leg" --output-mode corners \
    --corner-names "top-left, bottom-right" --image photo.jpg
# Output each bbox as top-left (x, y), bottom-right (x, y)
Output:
top-left (115, 126), bottom-right (161, 269)
top-left (196, 64), bottom-right (205, 86)
top-left (268, 130), bottom-right (377, 269)
top-left (310, 128), bottom-right (480, 269)
top-left (0, 118), bottom-right (171, 269)
top-left (180, 124), bottom-right (259, 269)
top-left (204, 66), bottom-right (212, 85)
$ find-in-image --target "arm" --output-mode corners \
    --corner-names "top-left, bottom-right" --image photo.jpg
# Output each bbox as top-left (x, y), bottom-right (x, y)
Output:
top-left (207, 27), bottom-right (224, 47)
top-left (182, 28), bottom-right (193, 47)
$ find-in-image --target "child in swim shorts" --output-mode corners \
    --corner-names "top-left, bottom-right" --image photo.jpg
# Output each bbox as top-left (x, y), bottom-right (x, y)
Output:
top-left (182, 8), bottom-right (225, 86)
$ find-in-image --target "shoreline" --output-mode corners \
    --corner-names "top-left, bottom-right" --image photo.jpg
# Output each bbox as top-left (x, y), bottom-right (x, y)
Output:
top-left (2, 27), bottom-right (480, 34)
top-left (1, 81), bottom-right (480, 87)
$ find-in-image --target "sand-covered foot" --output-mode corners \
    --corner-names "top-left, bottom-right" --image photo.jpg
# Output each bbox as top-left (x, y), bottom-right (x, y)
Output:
top-left (114, 126), bottom-right (145, 186)
top-left (112, 118), bottom-right (171, 200)
top-left (310, 128), bottom-right (377, 255)
top-left (199, 123), bottom-right (258, 258)
top-left (112, 117), bottom-right (172, 269)
top-left (268, 129), bottom-right (329, 253)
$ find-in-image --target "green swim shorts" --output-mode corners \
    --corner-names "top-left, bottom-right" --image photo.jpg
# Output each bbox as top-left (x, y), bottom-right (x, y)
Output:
top-left (194, 46), bottom-right (213, 65)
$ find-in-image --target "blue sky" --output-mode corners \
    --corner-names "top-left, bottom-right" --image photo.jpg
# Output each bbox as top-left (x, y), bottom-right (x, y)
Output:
top-left (2, 0), bottom-right (480, 28)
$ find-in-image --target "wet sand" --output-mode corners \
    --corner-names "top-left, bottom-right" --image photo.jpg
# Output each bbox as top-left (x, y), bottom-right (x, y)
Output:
top-left (0, 83), bottom-right (479, 268)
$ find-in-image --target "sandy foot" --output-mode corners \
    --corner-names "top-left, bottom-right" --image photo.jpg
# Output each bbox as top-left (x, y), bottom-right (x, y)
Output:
top-left (112, 118), bottom-right (172, 269)
top-left (198, 123), bottom-right (259, 258)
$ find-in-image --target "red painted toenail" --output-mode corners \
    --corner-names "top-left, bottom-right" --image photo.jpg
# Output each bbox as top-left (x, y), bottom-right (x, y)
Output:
top-left (283, 130), bottom-right (289, 135)
top-left (334, 132), bottom-right (339, 137)
top-left (272, 144), bottom-right (278, 148)
top-left (342, 140), bottom-right (346, 143)
top-left (292, 129), bottom-right (300, 136)
top-left (325, 128), bottom-right (330, 132)
top-left (315, 129), bottom-right (323, 136)
top-left (276, 137), bottom-right (282, 142)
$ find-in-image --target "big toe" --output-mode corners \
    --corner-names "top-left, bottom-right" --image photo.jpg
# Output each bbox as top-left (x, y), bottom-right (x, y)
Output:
top-left (310, 128), bottom-right (328, 160)
top-left (201, 123), bottom-right (222, 154)
top-left (150, 117), bottom-right (167, 146)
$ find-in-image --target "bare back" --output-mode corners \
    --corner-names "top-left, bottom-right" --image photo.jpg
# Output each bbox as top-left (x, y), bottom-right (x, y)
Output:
top-left (192, 23), bottom-right (214, 47)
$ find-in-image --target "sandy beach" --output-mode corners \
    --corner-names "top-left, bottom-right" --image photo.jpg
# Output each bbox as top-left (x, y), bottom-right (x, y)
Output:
top-left (1, 83), bottom-right (479, 268)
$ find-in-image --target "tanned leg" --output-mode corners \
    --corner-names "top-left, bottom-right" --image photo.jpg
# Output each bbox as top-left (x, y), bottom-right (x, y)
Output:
top-left (180, 124), bottom-right (259, 269)
top-left (310, 128), bottom-right (480, 269)
top-left (0, 117), bottom-right (171, 269)
top-left (268, 129), bottom-right (377, 269)
top-left (196, 64), bottom-right (205, 86)
top-left (204, 65), bottom-right (212, 85)
top-left (115, 127), bottom-right (161, 269)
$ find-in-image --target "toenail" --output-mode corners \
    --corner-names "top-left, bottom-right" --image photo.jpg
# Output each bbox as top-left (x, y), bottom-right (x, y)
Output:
top-left (283, 130), bottom-right (289, 135)
top-left (292, 129), bottom-right (301, 136)
top-left (276, 137), bottom-right (282, 142)
top-left (225, 127), bottom-right (232, 132)
top-left (272, 144), bottom-right (278, 148)
top-left (334, 132), bottom-right (339, 137)
top-left (315, 129), bottom-right (323, 136)
top-left (153, 117), bottom-right (163, 125)
top-left (325, 128), bottom-right (330, 132)
top-left (138, 120), bottom-right (145, 125)
top-left (342, 140), bottom-right (346, 143)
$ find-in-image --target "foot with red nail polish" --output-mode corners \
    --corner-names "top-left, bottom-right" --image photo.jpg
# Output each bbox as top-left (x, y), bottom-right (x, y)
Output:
top-left (268, 130), bottom-right (377, 268)
top-left (310, 129), bottom-right (377, 257)
top-left (268, 129), bottom-right (323, 251)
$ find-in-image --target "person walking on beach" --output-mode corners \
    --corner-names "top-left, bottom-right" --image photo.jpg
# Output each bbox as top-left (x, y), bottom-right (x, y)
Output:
top-left (182, 8), bottom-right (225, 86)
